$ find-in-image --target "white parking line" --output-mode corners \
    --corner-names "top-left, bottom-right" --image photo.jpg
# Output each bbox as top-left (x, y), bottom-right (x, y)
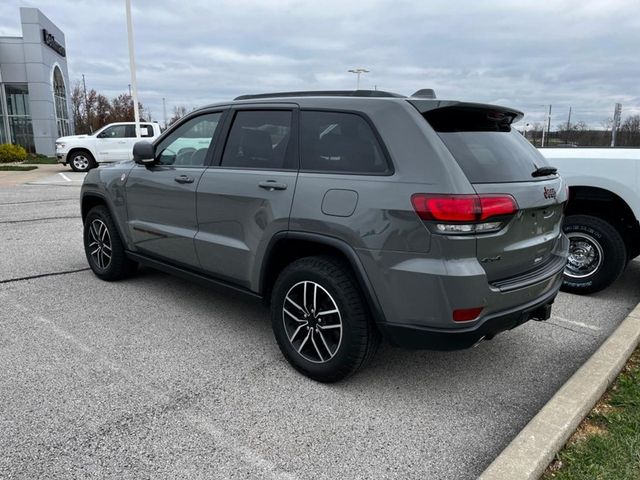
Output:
top-left (58, 172), bottom-right (72, 182)
top-left (551, 315), bottom-right (601, 332)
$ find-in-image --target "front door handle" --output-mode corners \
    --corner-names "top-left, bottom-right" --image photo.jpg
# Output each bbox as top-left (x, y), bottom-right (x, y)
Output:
top-left (258, 180), bottom-right (288, 191)
top-left (175, 175), bottom-right (194, 184)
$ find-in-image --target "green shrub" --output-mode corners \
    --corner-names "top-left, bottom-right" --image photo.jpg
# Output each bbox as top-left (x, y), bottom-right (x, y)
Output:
top-left (0, 144), bottom-right (28, 163)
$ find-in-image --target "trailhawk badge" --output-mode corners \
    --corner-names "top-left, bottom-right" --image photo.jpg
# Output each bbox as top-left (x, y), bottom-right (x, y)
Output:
top-left (544, 186), bottom-right (557, 199)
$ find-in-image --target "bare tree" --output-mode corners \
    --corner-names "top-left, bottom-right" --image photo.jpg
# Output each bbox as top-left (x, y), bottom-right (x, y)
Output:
top-left (168, 105), bottom-right (188, 125)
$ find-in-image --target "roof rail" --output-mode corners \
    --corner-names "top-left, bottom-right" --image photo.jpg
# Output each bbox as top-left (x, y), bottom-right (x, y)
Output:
top-left (234, 90), bottom-right (405, 101)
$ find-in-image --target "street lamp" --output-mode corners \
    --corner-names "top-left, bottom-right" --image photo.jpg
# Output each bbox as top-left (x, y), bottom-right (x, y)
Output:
top-left (348, 68), bottom-right (369, 90)
top-left (125, 0), bottom-right (141, 137)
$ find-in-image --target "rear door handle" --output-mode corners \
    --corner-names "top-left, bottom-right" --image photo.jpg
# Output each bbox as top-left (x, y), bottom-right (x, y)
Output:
top-left (175, 175), bottom-right (194, 184)
top-left (258, 180), bottom-right (288, 191)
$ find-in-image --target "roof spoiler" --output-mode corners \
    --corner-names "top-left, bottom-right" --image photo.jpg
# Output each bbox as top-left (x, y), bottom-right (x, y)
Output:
top-left (410, 89), bottom-right (437, 99)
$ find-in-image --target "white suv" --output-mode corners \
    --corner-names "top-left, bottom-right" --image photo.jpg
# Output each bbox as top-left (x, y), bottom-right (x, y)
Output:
top-left (56, 122), bottom-right (162, 172)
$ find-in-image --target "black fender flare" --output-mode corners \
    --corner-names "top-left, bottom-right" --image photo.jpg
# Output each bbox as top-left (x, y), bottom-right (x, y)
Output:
top-left (260, 231), bottom-right (387, 326)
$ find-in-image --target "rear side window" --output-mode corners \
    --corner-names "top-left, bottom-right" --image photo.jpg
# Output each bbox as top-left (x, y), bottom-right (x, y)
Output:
top-left (424, 107), bottom-right (551, 183)
top-left (125, 124), bottom-right (154, 138)
top-left (300, 111), bottom-right (389, 174)
top-left (221, 110), bottom-right (294, 169)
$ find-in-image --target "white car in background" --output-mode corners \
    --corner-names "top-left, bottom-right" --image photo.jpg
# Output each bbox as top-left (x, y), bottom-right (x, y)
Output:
top-left (540, 147), bottom-right (640, 294)
top-left (56, 122), bottom-right (162, 172)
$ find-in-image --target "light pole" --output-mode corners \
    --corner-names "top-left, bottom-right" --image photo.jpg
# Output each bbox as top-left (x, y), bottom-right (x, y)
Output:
top-left (348, 68), bottom-right (369, 90)
top-left (162, 97), bottom-right (167, 130)
top-left (540, 104), bottom-right (552, 147)
top-left (125, 0), bottom-right (141, 137)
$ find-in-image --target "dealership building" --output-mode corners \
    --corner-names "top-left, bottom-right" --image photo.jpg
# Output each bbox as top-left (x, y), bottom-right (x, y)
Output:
top-left (0, 8), bottom-right (72, 155)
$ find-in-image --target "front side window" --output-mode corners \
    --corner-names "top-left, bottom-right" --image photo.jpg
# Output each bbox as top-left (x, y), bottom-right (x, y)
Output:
top-left (299, 111), bottom-right (389, 174)
top-left (99, 125), bottom-right (127, 138)
top-left (4, 84), bottom-right (34, 153)
top-left (221, 110), bottom-right (294, 169)
top-left (156, 112), bottom-right (223, 166)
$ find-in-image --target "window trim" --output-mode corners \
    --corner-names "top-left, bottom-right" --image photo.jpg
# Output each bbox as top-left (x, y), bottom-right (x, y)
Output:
top-left (212, 105), bottom-right (300, 172)
top-left (151, 109), bottom-right (229, 168)
top-left (298, 108), bottom-right (395, 176)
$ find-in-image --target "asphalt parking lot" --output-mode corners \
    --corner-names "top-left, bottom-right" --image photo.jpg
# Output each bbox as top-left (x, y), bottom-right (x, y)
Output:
top-left (1, 170), bottom-right (639, 479)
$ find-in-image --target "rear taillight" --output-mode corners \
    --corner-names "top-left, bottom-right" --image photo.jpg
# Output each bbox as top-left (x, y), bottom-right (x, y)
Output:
top-left (411, 194), bottom-right (518, 234)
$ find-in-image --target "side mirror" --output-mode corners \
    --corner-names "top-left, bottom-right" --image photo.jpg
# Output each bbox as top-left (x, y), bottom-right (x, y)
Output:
top-left (132, 141), bottom-right (155, 165)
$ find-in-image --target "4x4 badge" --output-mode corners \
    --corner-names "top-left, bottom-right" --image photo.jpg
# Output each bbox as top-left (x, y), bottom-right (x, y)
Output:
top-left (544, 187), bottom-right (557, 199)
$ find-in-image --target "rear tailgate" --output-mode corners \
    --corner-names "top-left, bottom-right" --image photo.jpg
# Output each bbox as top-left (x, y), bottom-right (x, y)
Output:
top-left (415, 102), bottom-right (567, 282)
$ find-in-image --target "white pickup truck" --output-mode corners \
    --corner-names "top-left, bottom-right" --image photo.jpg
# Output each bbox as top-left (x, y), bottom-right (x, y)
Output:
top-left (540, 148), bottom-right (640, 294)
top-left (56, 122), bottom-right (162, 172)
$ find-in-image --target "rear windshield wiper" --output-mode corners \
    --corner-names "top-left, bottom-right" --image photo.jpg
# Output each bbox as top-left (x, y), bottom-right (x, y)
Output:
top-left (532, 165), bottom-right (558, 177)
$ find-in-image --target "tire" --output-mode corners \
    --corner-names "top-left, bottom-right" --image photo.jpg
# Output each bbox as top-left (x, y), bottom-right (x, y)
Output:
top-left (83, 205), bottom-right (137, 281)
top-left (69, 150), bottom-right (96, 172)
top-left (562, 214), bottom-right (627, 294)
top-left (270, 256), bottom-right (380, 382)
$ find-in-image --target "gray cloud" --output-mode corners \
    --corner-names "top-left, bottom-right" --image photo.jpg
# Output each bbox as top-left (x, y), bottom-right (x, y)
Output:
top-left (1, 0), bottom-right (638, 126)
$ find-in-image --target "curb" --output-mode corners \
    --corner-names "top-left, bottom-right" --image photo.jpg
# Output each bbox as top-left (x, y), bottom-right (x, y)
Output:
top-left (479, 302), bottom-right (640, 480)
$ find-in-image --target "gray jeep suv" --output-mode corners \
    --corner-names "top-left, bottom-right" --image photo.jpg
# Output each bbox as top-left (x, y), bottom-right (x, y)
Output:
top-left (81, 90), bottom-right (569, 382)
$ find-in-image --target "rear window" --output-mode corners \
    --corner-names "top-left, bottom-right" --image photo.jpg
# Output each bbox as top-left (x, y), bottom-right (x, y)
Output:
top-left (424, 107), bottom-right (551, 183)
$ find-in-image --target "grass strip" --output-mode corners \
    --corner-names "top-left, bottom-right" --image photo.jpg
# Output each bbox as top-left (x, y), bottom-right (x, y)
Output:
top-left (22, 156), bottom-right (57, 164)
top-left (544, 347), bottom-right (640, 479)
top-left (0, 165), bottom-right (37, 171)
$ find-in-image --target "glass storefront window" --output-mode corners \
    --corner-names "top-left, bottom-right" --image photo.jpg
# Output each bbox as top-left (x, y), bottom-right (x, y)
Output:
top-left (0, 93), bottom-right (6, 144)
top-left (4, 84), bottom-right (34, 153)
top-left (53, 67), bottom-right (70, 138)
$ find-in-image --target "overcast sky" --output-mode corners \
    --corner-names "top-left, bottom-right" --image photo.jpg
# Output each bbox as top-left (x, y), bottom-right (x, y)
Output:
top-left (1, 0), bottom-right (638, 128)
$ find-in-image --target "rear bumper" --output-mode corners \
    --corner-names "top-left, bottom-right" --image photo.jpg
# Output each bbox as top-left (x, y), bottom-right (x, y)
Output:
top-left (379, 281), bottom-right (559, 350)
top-left (356, 234), bottom-right (568, 348)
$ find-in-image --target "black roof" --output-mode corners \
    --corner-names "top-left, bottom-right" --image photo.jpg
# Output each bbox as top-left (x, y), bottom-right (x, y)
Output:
top-left (234, 90), bottom-right (405, 101)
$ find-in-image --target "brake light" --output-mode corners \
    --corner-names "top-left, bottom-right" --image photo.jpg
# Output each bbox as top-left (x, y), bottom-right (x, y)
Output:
top-left (453, 307), bottom-right (484, 322)
top-left (411, 194), bottom-right (518, 234)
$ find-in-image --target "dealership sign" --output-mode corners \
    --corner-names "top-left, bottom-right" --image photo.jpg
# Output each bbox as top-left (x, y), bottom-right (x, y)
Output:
top-left (42, 29), bottom-right (66, 57)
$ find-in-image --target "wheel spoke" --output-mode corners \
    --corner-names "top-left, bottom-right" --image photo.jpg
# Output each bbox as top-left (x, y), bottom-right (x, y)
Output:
top-left (303, 281), bottom-right (307, 310)
top-left (284, 308), bottom-right (306, 323)
top-left (297, 329), bottom-right (311, 353)
top-left (90, 246), bottom-right (100, 255)
top-left (318, 323), bottom-right (341, 330)
top-left (313, 283), bottom-right (317, 312)
top-left (317, 309), bottom-right (339, 317)
top-left (316, 329), bottom-right (333, 356)
top-left (285, 296), bottom-right (307, 315)
top-left (310, 330), bottom-right (324, 362)
top-left (289, 324), bottom-right (306, 343)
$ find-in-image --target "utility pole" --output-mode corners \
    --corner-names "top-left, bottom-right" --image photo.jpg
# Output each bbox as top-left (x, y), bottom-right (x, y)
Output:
top-left (125, 0), bottom-right (141, 137)
top-left (82, 74), bottom-right (92, 133)
top-left (162, 97), bottom-right (167, 129)
top-left (348, 68), bottom-right (369, 90)
top-left (565, 106), bottom-right (572, 143)
top-left (611, 103), bottom-right (622, 147)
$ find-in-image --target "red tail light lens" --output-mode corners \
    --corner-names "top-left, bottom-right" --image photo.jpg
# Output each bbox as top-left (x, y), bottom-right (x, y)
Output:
top-left (411, 194), bottom-right (517, 222)
top-left (478, 196), bottom-right (518, 220)
top-left (453, 307), bottom-right (483, 322)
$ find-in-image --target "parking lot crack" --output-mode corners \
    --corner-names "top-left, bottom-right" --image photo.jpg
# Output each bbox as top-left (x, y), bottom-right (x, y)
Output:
top-left (0, 215), bottom-right (80, 224)
top-left (0, 267), bottom-right (90, 284)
